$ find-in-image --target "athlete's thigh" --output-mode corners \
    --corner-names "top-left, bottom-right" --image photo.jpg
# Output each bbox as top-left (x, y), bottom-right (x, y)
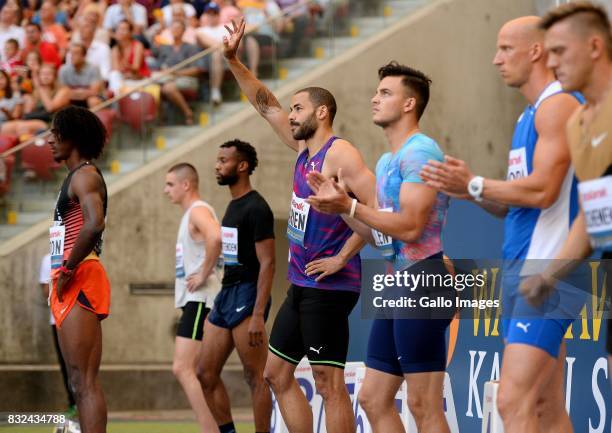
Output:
top-left (394, 318), bottom-right (450, 374)
top-left (500, 343), bottom-right (558, 397)
top-left (57, 305), bottom-right (102, 373)
top-left (232, 315), bottom-right (268, 371)
top-left (199, 319), bottom-right (235, 374)
top-left (174, 336), bottom-right (204, 368)
top-left (269, 286), bottom-right (305, 365)
top-left (300, 288), bottom-right (358, 368)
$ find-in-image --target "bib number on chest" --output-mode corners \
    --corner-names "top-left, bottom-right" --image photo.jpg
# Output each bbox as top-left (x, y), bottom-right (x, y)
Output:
top-left (49, 224), bottom-right (65, 270)
top-left (579, 176), bottom-right (612, 250)
top-left (371, 208), bottom-right (394, 260)
top-left (507, 147), bottom-right (529, 180)
top-left (287, 193), bottom-right (310, 247)
top-left (175, 244), bottom-right (185, 278)
top-left (222, 226), bottom-right (239, 266)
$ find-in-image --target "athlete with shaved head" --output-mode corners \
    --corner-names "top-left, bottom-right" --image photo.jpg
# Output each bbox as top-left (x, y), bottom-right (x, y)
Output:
top-left (421, 16), bottom-right (583, 433)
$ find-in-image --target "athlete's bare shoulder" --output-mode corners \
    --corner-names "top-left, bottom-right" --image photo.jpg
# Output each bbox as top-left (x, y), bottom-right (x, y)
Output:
top-left (69, 164), bottom-right (105, 200)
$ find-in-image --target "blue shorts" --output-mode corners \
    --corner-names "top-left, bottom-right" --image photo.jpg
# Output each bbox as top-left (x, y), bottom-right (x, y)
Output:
top-left (366, 317), bottom-right (452, 375)
top-left (208, 281), bottom-right (271, 329)
top-left (366, 255), bottom-right (453, 375)
top-left (501, 273), bottom-right (587, 358)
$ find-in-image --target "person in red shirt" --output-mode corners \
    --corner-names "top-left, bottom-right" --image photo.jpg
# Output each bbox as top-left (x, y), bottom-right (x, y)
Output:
top-left (21, 22), bottom-right (61, 69)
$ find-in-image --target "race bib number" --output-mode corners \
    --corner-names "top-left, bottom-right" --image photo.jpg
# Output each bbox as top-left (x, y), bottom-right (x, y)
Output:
top-left (579, 176), bottom-right (612, 250)
top-left (287, 193), bottom-right (310, 247)
top-left (507, 148), bottom-right (528, 180)
top-left (371, 208), bottom-right (394, 260)
top-left (175, 244), bottom-right (185, 278)
top-left (222, 226), bottom-right (239, 266)
top-left (49, 224), bottom-right (65, 270)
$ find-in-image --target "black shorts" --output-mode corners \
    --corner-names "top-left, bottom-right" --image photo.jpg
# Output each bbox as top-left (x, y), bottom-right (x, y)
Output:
top-left (177, 301), bottom-right (210, 341)
top-left (269, 285), bottom-right (359, 369)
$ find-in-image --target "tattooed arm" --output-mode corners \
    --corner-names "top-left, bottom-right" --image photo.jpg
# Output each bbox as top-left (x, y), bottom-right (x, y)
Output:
top-left (223, 18), bottom-right (299, 151)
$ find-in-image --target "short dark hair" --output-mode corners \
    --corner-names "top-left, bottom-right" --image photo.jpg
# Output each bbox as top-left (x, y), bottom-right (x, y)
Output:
top-left (0, 69), bottom-right (13, 99)
top-left (295, 87), bottom-right (337, 123)
top-left (378, 61), bottom-right (432, 120)
top-left (168, 162), bottom-right (199, 188)
top-left (26, 22), bottom-right (42, 32)
top-left (220, 139), bottom-right (258, 175)
top-left (117, 19), bottom-right (133, 32)
top-left (540, 1), bottom-right (612, 58)
top-left (70, 42), bottom-right (87, 56)
top-left (52, 106), bottom-right (107, 160)
top-left (5, 38), bottom-right (18, 49)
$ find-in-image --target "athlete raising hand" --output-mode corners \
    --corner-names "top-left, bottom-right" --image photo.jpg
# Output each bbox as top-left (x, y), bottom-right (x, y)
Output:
top-left (223, 17), bottom-right (375, 433)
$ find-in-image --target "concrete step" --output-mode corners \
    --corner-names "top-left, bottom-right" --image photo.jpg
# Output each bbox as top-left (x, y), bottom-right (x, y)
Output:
top-left (0, 363), bottom-right (251, 412)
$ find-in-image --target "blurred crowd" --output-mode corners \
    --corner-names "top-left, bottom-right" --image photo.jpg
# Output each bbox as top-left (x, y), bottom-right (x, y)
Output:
top-left (0, 0), bottom-right (339, 135)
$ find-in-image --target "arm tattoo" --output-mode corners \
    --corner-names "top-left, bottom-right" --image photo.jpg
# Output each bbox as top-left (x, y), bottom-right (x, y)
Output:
top-left (255, 87), bottom-right (282, 115)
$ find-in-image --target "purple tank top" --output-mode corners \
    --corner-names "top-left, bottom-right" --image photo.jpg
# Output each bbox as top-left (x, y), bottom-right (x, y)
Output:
top-left (287, 136), bottom-right (361, 292)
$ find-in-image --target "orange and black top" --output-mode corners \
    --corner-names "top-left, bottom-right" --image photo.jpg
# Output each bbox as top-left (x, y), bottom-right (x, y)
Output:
top-left (53, 161), bottom-right (107, 261)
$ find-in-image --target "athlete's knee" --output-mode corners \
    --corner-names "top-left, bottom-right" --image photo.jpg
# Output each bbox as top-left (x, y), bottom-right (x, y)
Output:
top-left (172, 359), bottom-right (192, 380)
top-left (312, 368), bottom-right (343, 401)
top-left (263, 364), bottom-right (291, 393)
top-left (498, 380), bottom-right (534, 421)
top-left (242, 365), bottom-right (263, 391)
top-left (357, 386), bottom-right (389, 415)
top-left (66, 365), bottom-right (93, 401)
top-left (197, 366), bottom-right (220, 392)
top-left (406, 393), bottom-right (429, 423)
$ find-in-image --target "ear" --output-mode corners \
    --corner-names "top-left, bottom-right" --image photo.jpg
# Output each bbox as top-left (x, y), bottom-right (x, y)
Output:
top-left (237, 160), bottom-right (249, 174)
top-left (589, 35), bottom-right (605, 61)
top-left (530, 42), bottom-right (543, 63)
top-left (404, 97), bottom-right (417, 114)
top-left (316, 105), bottom-right (328, 121)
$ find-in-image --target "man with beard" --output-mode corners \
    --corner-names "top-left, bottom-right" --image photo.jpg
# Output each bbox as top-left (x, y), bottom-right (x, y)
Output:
top-left (222, 18), bottom-right (375, 433)
top-left (197, 140), bottom-right (275, 433)
top-left (48, 105), bottom-right (110, 433)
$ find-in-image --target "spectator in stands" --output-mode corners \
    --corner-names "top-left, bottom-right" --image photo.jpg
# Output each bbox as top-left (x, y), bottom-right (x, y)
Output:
top-left (59, 44), bottom-right (104, 108)
top-left (69, 14), bottom-right (111, 81)
top-left (37, 0), bottom-right (69, 57)
top-left (0, 69), bottom-right (23, 127)
top-left (217, 0), bottom-right (241, 25)
top-left (73, 0), bottom-right (109, 29)
top-left (72, 6), bottom-right (111, 46)
top-left (276, 0), bottom-right (309, 57)
top-left (196, 1), bottom-right (227, 105)
top-left (32, 0), bottom-right (69, 28)
top-left (15, 50), bottom-right (41, 96)
top-left (21, 22), bottom-right (62, 69)
top-left (103, 0), bottom-right (147, 35)
top-left (155, 5), bottom-right (198, 45)
top-left (1, 39), bottom-right (22, 76)
top-left (153, 19), bottom-right (204, 124)
top-left (1, 63), bottom-right (69, 137)
top-left (0, 4), bottom-right (25, 62)
top-left (109, 19), bottom-right (150, 94)
top-left (237, 0), bottom-right (282, 76)
top-left (161, 0), bottom-right (195, 27)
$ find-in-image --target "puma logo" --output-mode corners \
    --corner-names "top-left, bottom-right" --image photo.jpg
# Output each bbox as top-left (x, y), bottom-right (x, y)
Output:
top-left (309, 346), bottom-right (323, 354)
top-left (591, 132), bottom-right (608, 148)
top-left (516, 322), bottom-right (531, 333)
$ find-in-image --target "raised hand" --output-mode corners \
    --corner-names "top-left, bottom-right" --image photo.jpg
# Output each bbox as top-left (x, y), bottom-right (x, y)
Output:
top-left (223, 18), bottom-right (246, 60)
